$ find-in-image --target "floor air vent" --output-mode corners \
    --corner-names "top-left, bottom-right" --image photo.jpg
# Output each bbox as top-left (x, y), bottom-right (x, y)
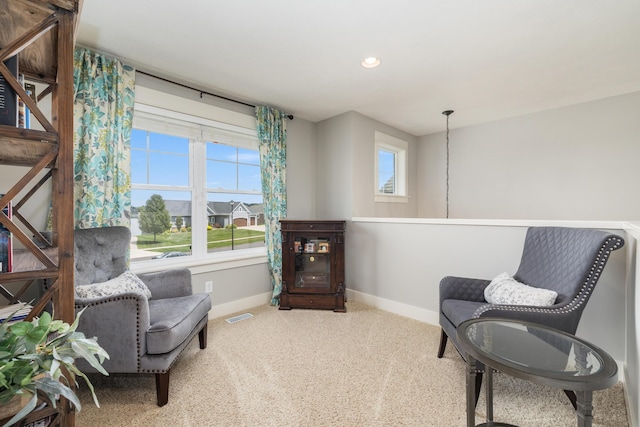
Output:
top-left (225, 313), bottom-right (253, 324)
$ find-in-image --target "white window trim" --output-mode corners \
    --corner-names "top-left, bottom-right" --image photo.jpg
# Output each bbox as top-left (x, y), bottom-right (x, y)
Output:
top-left (131, 246), bottom-right (267, 274)
top-left (135, 85), bottom-right (256, 131)
top-left (374, 131), bottom-right (409, 203)
top-left (134, 104), bottom-right (258, 149)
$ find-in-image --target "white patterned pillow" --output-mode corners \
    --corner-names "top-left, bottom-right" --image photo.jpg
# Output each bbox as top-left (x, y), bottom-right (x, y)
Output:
top-left (76, 271), bottom-right (152, 299)
top-left (484, 272), bottom-right (557, 306)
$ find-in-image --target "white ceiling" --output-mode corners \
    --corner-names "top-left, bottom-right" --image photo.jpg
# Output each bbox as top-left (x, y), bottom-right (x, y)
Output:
top-left (76, 0), bottom-right (640, 136)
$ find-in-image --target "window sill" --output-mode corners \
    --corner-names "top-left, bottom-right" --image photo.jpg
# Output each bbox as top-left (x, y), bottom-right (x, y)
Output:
top-left (374, 194), bottom-right (409, 203)
top-left (131, 247), bottom-right (268, 275)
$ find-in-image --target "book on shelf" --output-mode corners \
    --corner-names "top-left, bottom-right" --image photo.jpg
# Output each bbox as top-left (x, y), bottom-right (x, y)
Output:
top-left (0, 303), bottom-right (32, 323)
top-left (18, 74), bottom-right (27, 128)
top-left (0, 195), bottom-right (12, 273)
top-left (0, 231), bottom-right (11, 273)
top-left (24, 81), bottom-right (36, 129)
top-left (0, 55), bottom-right (18, 126)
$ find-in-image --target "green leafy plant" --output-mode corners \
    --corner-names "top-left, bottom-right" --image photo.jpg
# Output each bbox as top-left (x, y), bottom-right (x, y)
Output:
top-left (0, 308), bottom-right (109, 426)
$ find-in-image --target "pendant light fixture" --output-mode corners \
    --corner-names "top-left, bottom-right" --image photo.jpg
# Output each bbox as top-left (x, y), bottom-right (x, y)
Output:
top-left (442, 110), bottom-right (454, 219)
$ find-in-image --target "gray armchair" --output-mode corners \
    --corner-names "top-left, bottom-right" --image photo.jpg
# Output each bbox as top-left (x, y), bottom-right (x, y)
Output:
top-left (73, 226), bottom-right (211, 406)
top-left (437, 226), bottom-right (624, 406)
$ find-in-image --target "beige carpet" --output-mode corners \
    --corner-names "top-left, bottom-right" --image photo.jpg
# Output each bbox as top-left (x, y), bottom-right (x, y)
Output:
top-left (76, 302), bottom-right (629, 426)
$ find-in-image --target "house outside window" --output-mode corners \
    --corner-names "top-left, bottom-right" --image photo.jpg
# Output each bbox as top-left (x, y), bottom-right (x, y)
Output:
top-left (130, 105), bottom-right (265, 262)
top-left (374, 131), bottom-right (408, 203)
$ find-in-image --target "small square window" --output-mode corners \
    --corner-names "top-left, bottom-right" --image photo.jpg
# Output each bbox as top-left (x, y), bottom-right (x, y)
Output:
top-left (374, 132), bottom-right (408, 203)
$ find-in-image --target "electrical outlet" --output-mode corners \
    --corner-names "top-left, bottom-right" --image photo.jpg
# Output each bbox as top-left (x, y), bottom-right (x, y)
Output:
top-left (205, 281), bottom-right (213, 293)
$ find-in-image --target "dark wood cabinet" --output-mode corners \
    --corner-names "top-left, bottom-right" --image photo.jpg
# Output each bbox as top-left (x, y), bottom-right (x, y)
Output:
top-left (279, 220), bottom-right (346, 312)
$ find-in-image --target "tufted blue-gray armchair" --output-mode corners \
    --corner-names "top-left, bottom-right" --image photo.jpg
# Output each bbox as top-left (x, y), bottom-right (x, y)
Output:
top-left (73, 226), bottom-right (211, 406)
top-left (437, 226), bottom-right (624, 407)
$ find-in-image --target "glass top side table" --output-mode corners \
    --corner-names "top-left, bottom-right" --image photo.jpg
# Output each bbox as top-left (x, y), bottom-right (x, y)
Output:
top-left (457, 318), bottom-right (618, 427)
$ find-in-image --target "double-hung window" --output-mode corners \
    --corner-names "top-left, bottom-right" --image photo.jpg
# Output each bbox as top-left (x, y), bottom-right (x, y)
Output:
top-left (130, 105), bottom-right (264, 262)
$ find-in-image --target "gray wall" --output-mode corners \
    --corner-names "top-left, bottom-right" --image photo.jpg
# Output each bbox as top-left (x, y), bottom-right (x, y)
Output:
top-left (418, 91), bottom-right (640, 220)
top-left (316, 112), bottom-right (352, 220)
top-left (626, 226), bottom-right (639, 425)
top-left (191, 263), bottom-right (270, 306)
top-left (315, 111), bottom-right (418, 219)
top-left (284, 116), bottom-right (317, 220)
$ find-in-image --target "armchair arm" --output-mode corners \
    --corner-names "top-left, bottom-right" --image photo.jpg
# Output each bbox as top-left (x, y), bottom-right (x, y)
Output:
top-left (137, 269), bottom-right (192, 299)
top-left (74, 293), bottom-right (151, 372)
top-left (439, 276), bottom-right (491, 306)
top-left (473, 303), bottom-right (581, 335)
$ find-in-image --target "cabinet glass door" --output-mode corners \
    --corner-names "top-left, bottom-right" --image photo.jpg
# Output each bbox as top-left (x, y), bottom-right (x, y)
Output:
top-left (293, 236), bottom-right (331, 290)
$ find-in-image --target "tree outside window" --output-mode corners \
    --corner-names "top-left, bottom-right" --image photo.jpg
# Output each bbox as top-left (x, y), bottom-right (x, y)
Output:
top-left (138, 194), bottom-right (171, 242)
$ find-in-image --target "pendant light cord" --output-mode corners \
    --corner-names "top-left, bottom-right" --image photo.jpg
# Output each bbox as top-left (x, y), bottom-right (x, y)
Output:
top-left (442, 110), bottom-right (454, 219)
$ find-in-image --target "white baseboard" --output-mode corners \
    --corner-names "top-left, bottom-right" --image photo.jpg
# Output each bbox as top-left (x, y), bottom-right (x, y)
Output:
top-left (210, 292), bottom-right (272, 319)
top-left (346, 289), bottom-right (440, 326)
top-left (624, 365), bottom-right (637, 427)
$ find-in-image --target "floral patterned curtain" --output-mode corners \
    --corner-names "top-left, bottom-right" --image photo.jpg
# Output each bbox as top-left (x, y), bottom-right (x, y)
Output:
top-left (255, 106), bottom-right (287, 305)
top-left (73, 48), bottom-right (135, 229)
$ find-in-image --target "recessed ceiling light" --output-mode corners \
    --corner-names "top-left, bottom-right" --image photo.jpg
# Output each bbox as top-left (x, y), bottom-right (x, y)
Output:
top-left (362, 57), bottom-right (381, 68)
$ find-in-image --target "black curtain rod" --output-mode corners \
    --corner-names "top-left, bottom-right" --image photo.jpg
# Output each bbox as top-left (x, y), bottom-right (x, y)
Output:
top-left (136, 70), bottom-right (294, 120)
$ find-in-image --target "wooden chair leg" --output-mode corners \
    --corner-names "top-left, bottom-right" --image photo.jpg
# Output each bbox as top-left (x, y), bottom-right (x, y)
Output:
top-left (199, 323), bottom-right (208, 349)
top-left (155, 325), bottom-right (207, 407)
top-left (437, 329), bottom-right (448, 358)
top-left (156, 371), bottom-right (170, 407)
